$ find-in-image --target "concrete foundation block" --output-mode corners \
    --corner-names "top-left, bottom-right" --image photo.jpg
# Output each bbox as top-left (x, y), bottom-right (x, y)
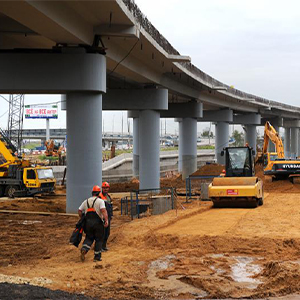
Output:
top-left (151, 195), bottom-right (172, 215)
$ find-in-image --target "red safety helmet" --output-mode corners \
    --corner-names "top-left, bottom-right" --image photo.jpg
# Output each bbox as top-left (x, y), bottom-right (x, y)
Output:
top-left (102, 182), bottom-right (110, 188)
top-left (92, 185), bottom-right (101, 192)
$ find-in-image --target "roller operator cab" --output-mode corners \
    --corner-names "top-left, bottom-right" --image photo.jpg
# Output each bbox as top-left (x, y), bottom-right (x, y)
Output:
top-left (208, 146), bottom-right (264, 208)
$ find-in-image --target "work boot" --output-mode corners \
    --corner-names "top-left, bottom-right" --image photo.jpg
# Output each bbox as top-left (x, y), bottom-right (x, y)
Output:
top-left (93, 253), bottom-right (102, 262)
top-left (102, 242), bottom-right (108, 252)
top-left (80, 249), bottom-right (86, 262)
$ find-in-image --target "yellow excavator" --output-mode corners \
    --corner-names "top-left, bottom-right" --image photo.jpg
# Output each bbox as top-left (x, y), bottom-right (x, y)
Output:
top-left (45, 139), bottom-right (64, 157)
top-left (0, 129), bottom-right (56, 198)
top-left (208, 146), bottom-right (263, 208)
top-left (261, 121), bottom-right (300, 182)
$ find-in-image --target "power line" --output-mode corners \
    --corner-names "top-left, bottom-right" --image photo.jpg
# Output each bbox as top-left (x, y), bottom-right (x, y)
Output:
top-left (0, 95), bottom-right (9, 103)
top-left (0, 110), bottom-right (8, 119)
top-left (26, 100), bottom-right (62, 106)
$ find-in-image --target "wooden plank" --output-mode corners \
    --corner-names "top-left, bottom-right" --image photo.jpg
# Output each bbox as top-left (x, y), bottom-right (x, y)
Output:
top-left (0, 209), bottom-right (77, 217)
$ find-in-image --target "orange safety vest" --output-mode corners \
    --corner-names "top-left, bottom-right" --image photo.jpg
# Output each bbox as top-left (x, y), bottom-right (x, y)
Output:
top-left (99, 192), bottom-right (111, 201)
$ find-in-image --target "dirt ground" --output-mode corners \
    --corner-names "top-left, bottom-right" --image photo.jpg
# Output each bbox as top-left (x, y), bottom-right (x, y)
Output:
top-left (1, 166), bottom-right (300, 299)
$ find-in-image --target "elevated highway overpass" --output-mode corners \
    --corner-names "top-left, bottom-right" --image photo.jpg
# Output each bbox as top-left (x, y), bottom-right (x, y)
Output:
top-left (0, 0), bottom-right (300, 212)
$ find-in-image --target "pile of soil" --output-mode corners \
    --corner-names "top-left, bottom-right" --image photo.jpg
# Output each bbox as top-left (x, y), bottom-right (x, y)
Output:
top-left (109, 175), bottom-right (186, 192)
top-left (0, 196), bottom-right (66, 213)
top-left (161, 174), bottom-right (185, 189)
top-left (109, 179), bottom-right (139, 193)
top-left (191, 163), bottom-right (224, 176)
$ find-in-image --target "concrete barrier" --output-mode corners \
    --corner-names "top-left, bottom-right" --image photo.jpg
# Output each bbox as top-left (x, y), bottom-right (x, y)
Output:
top-left (52, 150), bottom-right (215, 184)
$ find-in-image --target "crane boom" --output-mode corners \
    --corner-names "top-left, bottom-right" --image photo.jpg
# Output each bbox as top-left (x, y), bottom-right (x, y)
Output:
top-left (0, 131), bottom-right (18, 169)
top-left (262, 121), bottom-right (284, 158)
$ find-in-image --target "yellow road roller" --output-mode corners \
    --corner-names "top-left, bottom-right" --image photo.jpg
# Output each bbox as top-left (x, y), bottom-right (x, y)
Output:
top-left (208, 146), bottom-right (263, 208)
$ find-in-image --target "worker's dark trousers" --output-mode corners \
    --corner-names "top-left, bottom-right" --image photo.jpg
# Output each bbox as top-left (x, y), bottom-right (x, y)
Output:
top-left (102, 219), bottom-right (111, 249)
top-left (82, 220), bottom-right (104, 258)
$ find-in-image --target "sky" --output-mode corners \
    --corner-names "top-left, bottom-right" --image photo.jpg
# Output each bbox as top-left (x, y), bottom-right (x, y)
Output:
top-left (1, 0), bottom-right (299, 136)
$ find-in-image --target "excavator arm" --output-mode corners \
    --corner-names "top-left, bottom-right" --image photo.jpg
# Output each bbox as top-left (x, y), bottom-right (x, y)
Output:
top-left (262, 122), bottom-right (285, 158)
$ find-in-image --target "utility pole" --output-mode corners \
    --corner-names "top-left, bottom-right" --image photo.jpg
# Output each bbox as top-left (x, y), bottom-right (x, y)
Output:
top-left (127, 115), bottom-right (130, 148)
top-left (160, 119), bottom-right (163, 145)
top-left (121, 112), bottom-right (124, 149)
top-left (46, 118), bottom-right (50, 141)
top-left (7, 94), bottom-right (24, 155)
top-left (209, 122), bottom-right (212, 145)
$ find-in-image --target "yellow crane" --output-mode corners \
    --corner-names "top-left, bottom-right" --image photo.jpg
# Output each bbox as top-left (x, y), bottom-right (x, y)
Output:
top-left (0, 129), bottom-right (56, 197)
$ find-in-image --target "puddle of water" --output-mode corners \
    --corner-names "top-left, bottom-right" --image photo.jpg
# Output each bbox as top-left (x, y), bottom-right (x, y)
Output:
top-left (148, 254), bottom-right (175, 270)
top-left (21, 220), bottom-right (42, 225)
top-left (146, 255), bottom-right (207, 298)
top-left (291, 259), bottom-right (300, 265)
top-left (210, 253), bottom-right (225, 259)
top-left (210, 265), bottom-right (225, 275)
top-left (230, 256), bottom-right (262, 289)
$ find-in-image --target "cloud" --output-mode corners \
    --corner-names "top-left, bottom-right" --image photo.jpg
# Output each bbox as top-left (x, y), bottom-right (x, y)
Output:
top-left (135, 0), bottom-right (300, 106)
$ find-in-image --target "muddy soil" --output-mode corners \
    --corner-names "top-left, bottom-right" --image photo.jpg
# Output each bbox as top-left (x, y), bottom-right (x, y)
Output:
top-left (1, 168), bottom-right (300, 299)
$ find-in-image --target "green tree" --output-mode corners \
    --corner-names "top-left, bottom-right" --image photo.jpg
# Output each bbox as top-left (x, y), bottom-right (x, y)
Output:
top-left (202, 130), bottom-right (214, 138)
top-left (231, 130), bottom-right (244, 146)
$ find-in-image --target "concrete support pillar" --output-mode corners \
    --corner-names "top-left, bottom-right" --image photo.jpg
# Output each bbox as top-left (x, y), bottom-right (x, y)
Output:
top-left (215, 121), bottom-right (229, 164)
top-left (46, 118), bottom-right (50, 141)
top-left (61, 95), bottom-right (66, 110)
top-left (284, 128), bottom-right (291, 158)
top-left (298, 130), bottom-right (300, 157)
top-left (181, 118), bottom-right (197, 179)
top-left (66, 92), bottom-right (102, 213)
top-left (178, 121), bottom-right (183, 173)
top-left (133, 116), bottom-right (139, 178)
top-left (244, 125), bottom-right (257, 153)
top-left (291, 128), bottom-right (299, 158)
top-left (268, 125), bottom-right (279, 152)
top-left (139, 110), bottom-right (160, 190)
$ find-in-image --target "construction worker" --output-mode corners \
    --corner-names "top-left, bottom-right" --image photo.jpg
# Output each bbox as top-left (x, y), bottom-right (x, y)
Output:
top-left (78, 185), bottom-right (108, 262)
top-left (99, 182), bottom-right (113, 251)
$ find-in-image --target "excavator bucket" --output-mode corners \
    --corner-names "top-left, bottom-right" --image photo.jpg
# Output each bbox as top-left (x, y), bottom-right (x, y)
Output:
top-left (209, 177), bottom-right (263, 208)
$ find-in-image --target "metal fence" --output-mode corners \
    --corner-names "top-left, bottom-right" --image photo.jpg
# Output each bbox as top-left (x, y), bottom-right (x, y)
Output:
top-left (121, 187), bottom-right (177, 219)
